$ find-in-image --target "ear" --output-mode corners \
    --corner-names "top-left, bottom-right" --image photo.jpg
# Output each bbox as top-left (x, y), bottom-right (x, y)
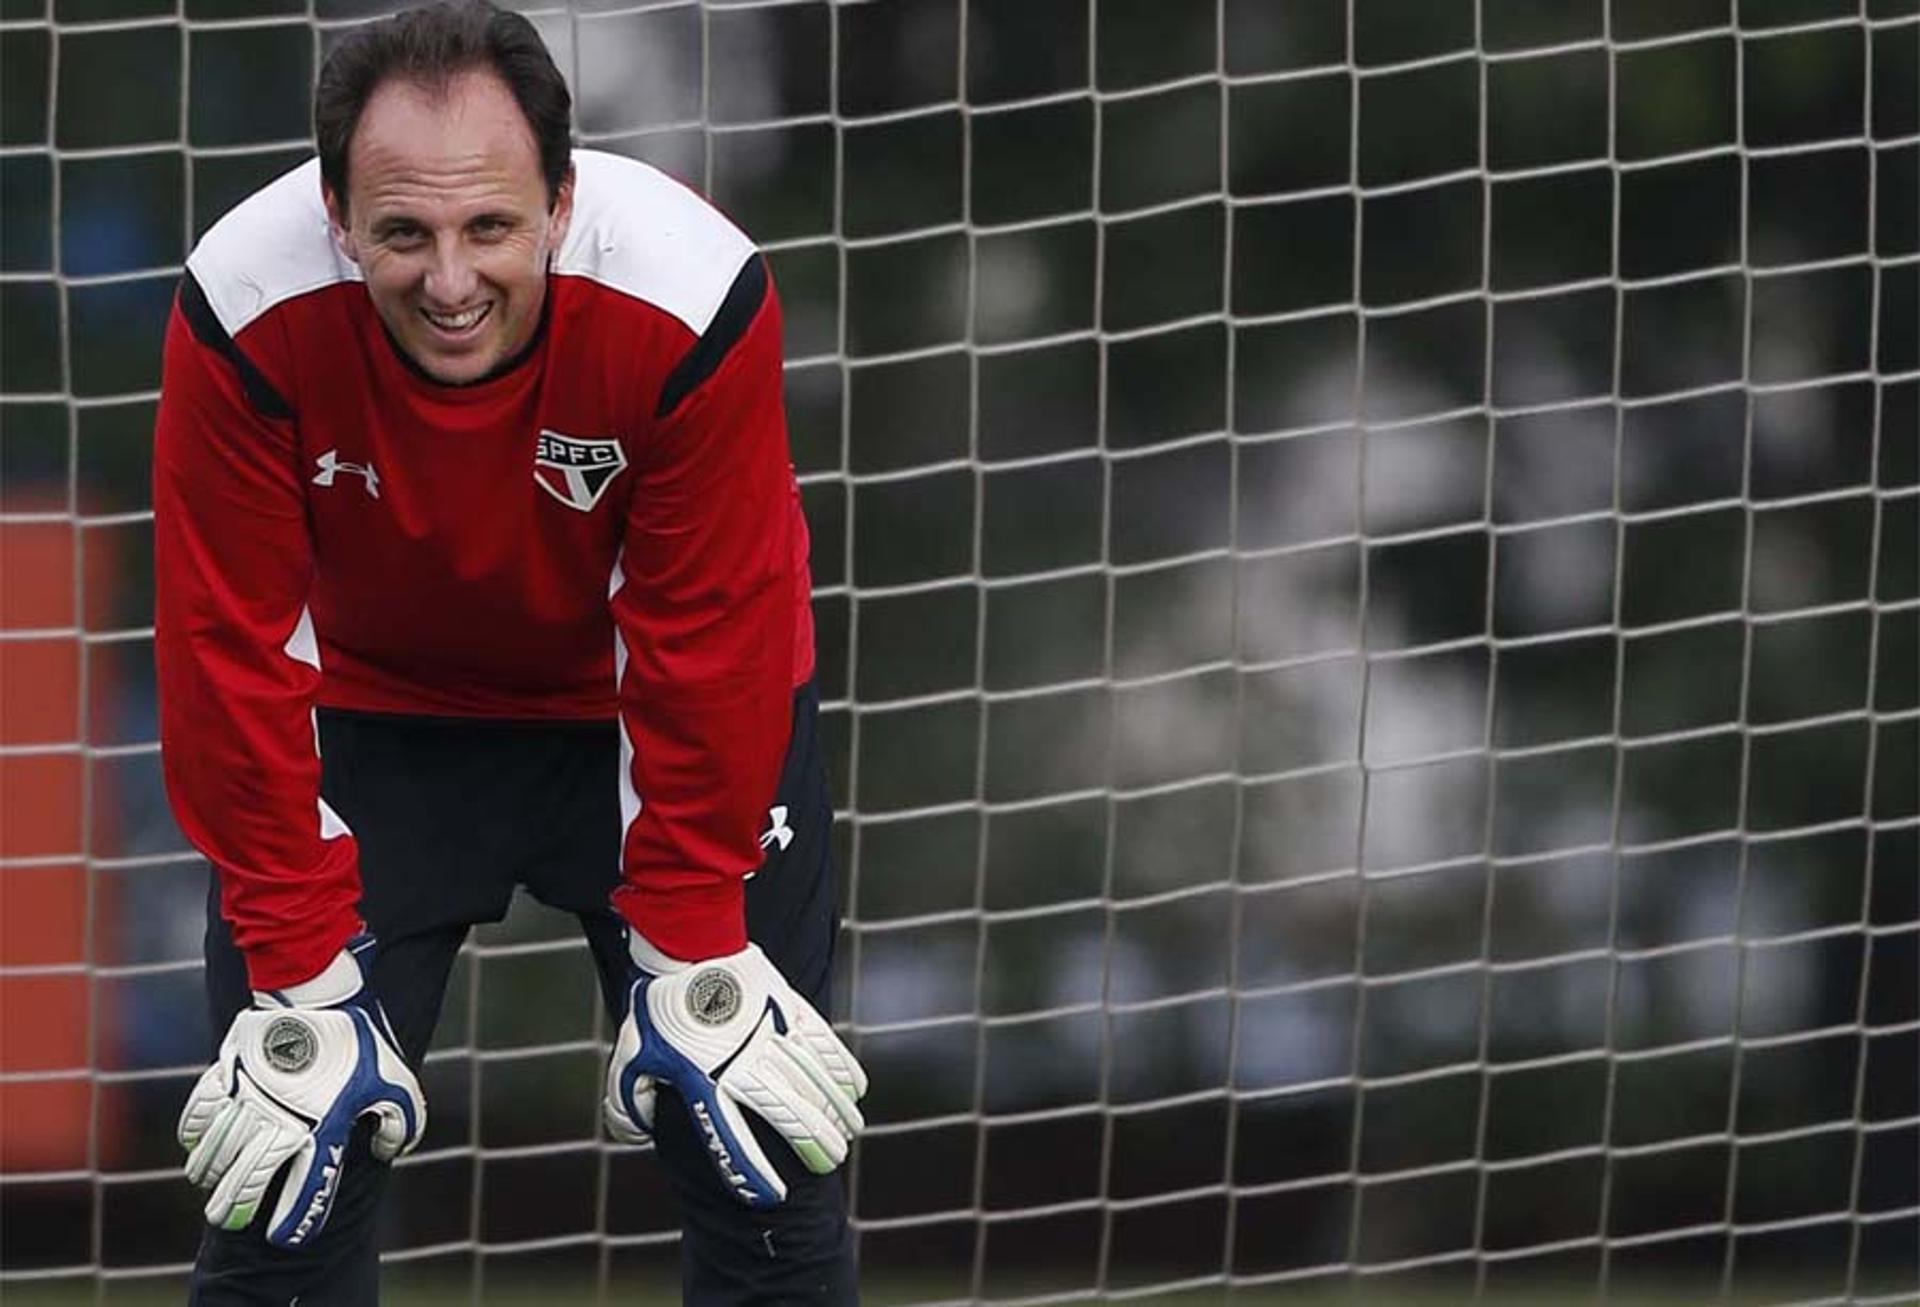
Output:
top-left (547, 163), bottom-right (576, 260)
top-left (322, 180), bottom-right (360, 266)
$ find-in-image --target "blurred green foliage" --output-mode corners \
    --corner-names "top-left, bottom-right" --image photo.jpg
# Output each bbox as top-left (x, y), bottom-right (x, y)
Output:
top-left (0, 0), bottom-right (1914, 1297)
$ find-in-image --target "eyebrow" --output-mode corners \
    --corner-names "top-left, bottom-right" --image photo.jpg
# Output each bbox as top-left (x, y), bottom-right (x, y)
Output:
top-left (368, 212), bottom-right (518, 237)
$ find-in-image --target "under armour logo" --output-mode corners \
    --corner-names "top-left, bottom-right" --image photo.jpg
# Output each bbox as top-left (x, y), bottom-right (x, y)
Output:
top-left (313, 449), bottom-right (379, 498)
top-left (759, 805), bottom-right (793, 852)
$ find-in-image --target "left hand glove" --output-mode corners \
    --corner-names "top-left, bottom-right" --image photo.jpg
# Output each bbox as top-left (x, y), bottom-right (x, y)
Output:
top-left (603, 934), bottom-right (867, 1208)
top-left (176, 936), bottom-right (424, 1247)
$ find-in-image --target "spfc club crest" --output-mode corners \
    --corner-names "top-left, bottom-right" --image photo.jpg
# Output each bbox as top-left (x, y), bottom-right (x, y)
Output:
top-left (534, 430), bottom-right (628, 512)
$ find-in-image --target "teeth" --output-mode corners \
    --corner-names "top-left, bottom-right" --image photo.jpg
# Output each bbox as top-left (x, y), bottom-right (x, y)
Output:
top-left (423, 304), bottom-right (487, 331)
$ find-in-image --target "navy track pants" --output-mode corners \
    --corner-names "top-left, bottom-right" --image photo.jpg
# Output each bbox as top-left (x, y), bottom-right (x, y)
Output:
top-left (187, 682), bottom-right (854, 1305)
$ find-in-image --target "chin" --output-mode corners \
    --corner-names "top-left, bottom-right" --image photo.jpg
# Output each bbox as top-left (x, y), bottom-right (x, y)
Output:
top-left (406, 339), bottom-right (499, 385)
top-left (425, 356), bottom-right (493, 384)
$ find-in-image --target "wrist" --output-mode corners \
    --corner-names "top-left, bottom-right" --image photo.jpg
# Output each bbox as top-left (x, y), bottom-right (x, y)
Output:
top-left (627, 929), bottom-right (756, 976)
top-left (626, 928), bottom-right (691, 976)
top-left (236, 907), bottom-right (366, 993)
top-left (251, 942), bottom-right (365, 1008)
top-left (612, 878), bottom-right (748, 966)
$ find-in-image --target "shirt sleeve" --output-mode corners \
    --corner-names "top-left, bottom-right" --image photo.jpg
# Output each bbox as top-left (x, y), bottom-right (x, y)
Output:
top-left (153, 275), bottom-right (362, 990)
top-left (608, 254), bottom-right (802, 960)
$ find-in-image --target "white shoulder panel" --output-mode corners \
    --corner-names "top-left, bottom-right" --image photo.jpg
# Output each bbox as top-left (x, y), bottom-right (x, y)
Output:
top-left (185, 159), bottom-right (361, 339)
top-left (556, 149), bottom-right (756, 337)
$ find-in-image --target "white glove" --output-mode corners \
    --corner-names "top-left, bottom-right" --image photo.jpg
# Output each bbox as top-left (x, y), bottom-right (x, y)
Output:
top-left (177, 937), bottom-right (425, 1247)
top-left (604, 933), bottom-right (867, 1208)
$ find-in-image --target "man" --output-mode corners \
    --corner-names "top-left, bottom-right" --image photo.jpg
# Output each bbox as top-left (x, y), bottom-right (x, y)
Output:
top-left (152, 2), bottom-right (866, 1301)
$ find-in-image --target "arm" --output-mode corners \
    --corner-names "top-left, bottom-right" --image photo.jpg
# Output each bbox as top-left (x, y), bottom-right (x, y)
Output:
top-left (607, 252), bottom-right (798, 959)
top-left (157, 277), bottom-right (423, 1244)
top-left (153, 276), bottom-right (362, 990)
top-left (601, 256), bottom-right (865, 1205)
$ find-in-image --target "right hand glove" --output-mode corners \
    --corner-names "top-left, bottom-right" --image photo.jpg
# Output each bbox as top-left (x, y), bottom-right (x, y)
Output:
top-left (177, 936), bottom-right (425, 1248)
top-left (604, 933), bottom-right (867, 1208)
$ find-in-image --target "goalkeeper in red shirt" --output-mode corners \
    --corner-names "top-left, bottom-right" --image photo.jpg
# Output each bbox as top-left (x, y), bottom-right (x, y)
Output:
top-left (154, 2), bottom-right (866, 1301)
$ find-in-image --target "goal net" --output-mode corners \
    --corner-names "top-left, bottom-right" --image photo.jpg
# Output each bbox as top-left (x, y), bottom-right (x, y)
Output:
top-left (1, 0), bottom-right (1915, 1302)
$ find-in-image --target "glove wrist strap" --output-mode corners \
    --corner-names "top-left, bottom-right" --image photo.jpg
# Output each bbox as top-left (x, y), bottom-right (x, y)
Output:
top-left (253, 948), bottom-right (361, 1009)
top-left (627, 928), bottom-right (710, 977)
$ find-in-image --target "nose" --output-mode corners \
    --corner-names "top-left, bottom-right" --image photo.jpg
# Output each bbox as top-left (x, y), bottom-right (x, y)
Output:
top-left (422, 236), bottom-right (479, 306)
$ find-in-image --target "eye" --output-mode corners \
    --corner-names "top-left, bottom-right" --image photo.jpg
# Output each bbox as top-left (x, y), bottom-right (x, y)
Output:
top-left (470, 216), bottom-right (514, 240)
top-left (380, 222), bottom-right (427, 249)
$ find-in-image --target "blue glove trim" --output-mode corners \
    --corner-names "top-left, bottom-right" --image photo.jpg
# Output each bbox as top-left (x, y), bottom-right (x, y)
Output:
top-left (263, 1011), bottom-right (419, 1248)
top-left (620, 979), bottom-right (784, 1209)
top-left (614, 980), bottom-right (654, 1129)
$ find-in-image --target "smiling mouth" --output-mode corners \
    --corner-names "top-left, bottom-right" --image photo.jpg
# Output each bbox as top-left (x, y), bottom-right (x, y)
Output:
top-left (420, 303), bottom-right (491, 336)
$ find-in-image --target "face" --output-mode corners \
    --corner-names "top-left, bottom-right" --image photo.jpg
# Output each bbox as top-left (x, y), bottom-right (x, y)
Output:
top-left (325, 70), bottom-right (572, 385)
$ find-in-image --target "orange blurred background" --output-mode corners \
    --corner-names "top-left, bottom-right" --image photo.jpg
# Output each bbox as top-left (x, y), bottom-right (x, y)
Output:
top-left (0, 510), bottom-right (115, 1175)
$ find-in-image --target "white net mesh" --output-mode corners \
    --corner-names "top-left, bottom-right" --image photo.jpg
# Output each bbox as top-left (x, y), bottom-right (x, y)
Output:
top-left (0, 0), bottom-right (1916, 1302)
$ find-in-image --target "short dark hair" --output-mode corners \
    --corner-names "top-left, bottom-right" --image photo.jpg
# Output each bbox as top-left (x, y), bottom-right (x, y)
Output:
top-left (314, 0), bottom-right (572, 216)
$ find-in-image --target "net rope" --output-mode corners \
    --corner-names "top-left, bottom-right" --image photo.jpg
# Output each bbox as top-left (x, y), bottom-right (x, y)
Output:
top-left (0, 0), bottom-right (1916, 1301)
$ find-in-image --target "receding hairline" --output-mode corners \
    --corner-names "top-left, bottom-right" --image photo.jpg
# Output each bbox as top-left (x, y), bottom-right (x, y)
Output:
top-left (336, 69), bottom-right (563, 209)
top-left (330, 67), bottom-right (565, 211)
top-left (353, 65), bottom-right (538, 139)
top-left (313, 0), bottom-right (575, 218)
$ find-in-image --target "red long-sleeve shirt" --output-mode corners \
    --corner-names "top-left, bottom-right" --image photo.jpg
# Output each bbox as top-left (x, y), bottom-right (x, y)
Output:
top-left (154, 151), bottom-right (813, 989)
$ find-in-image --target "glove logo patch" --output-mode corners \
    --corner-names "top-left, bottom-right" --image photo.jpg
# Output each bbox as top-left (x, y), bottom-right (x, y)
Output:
top-left (687, 969), bottom-right (742, 1026)
top-left (261, 1016), bottom-right (317, 1074)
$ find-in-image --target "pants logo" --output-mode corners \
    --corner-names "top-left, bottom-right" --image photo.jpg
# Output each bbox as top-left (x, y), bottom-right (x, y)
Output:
top-left (534, 430), bottom-right (628, 512)
top-left (759, 805), bottom-right (794, 852)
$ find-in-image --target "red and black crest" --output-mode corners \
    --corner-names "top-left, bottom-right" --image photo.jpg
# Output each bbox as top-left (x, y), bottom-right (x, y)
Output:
top-left (534, 430), bottom-right (628, 512)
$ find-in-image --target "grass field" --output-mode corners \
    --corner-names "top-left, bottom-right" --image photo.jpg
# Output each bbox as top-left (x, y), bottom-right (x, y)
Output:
top-left (7, 1275), bottom-right (1913, 1306)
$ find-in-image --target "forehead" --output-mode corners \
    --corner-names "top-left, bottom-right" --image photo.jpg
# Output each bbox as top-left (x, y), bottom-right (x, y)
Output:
top-left (348, 69), bottom-right (544, 211)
